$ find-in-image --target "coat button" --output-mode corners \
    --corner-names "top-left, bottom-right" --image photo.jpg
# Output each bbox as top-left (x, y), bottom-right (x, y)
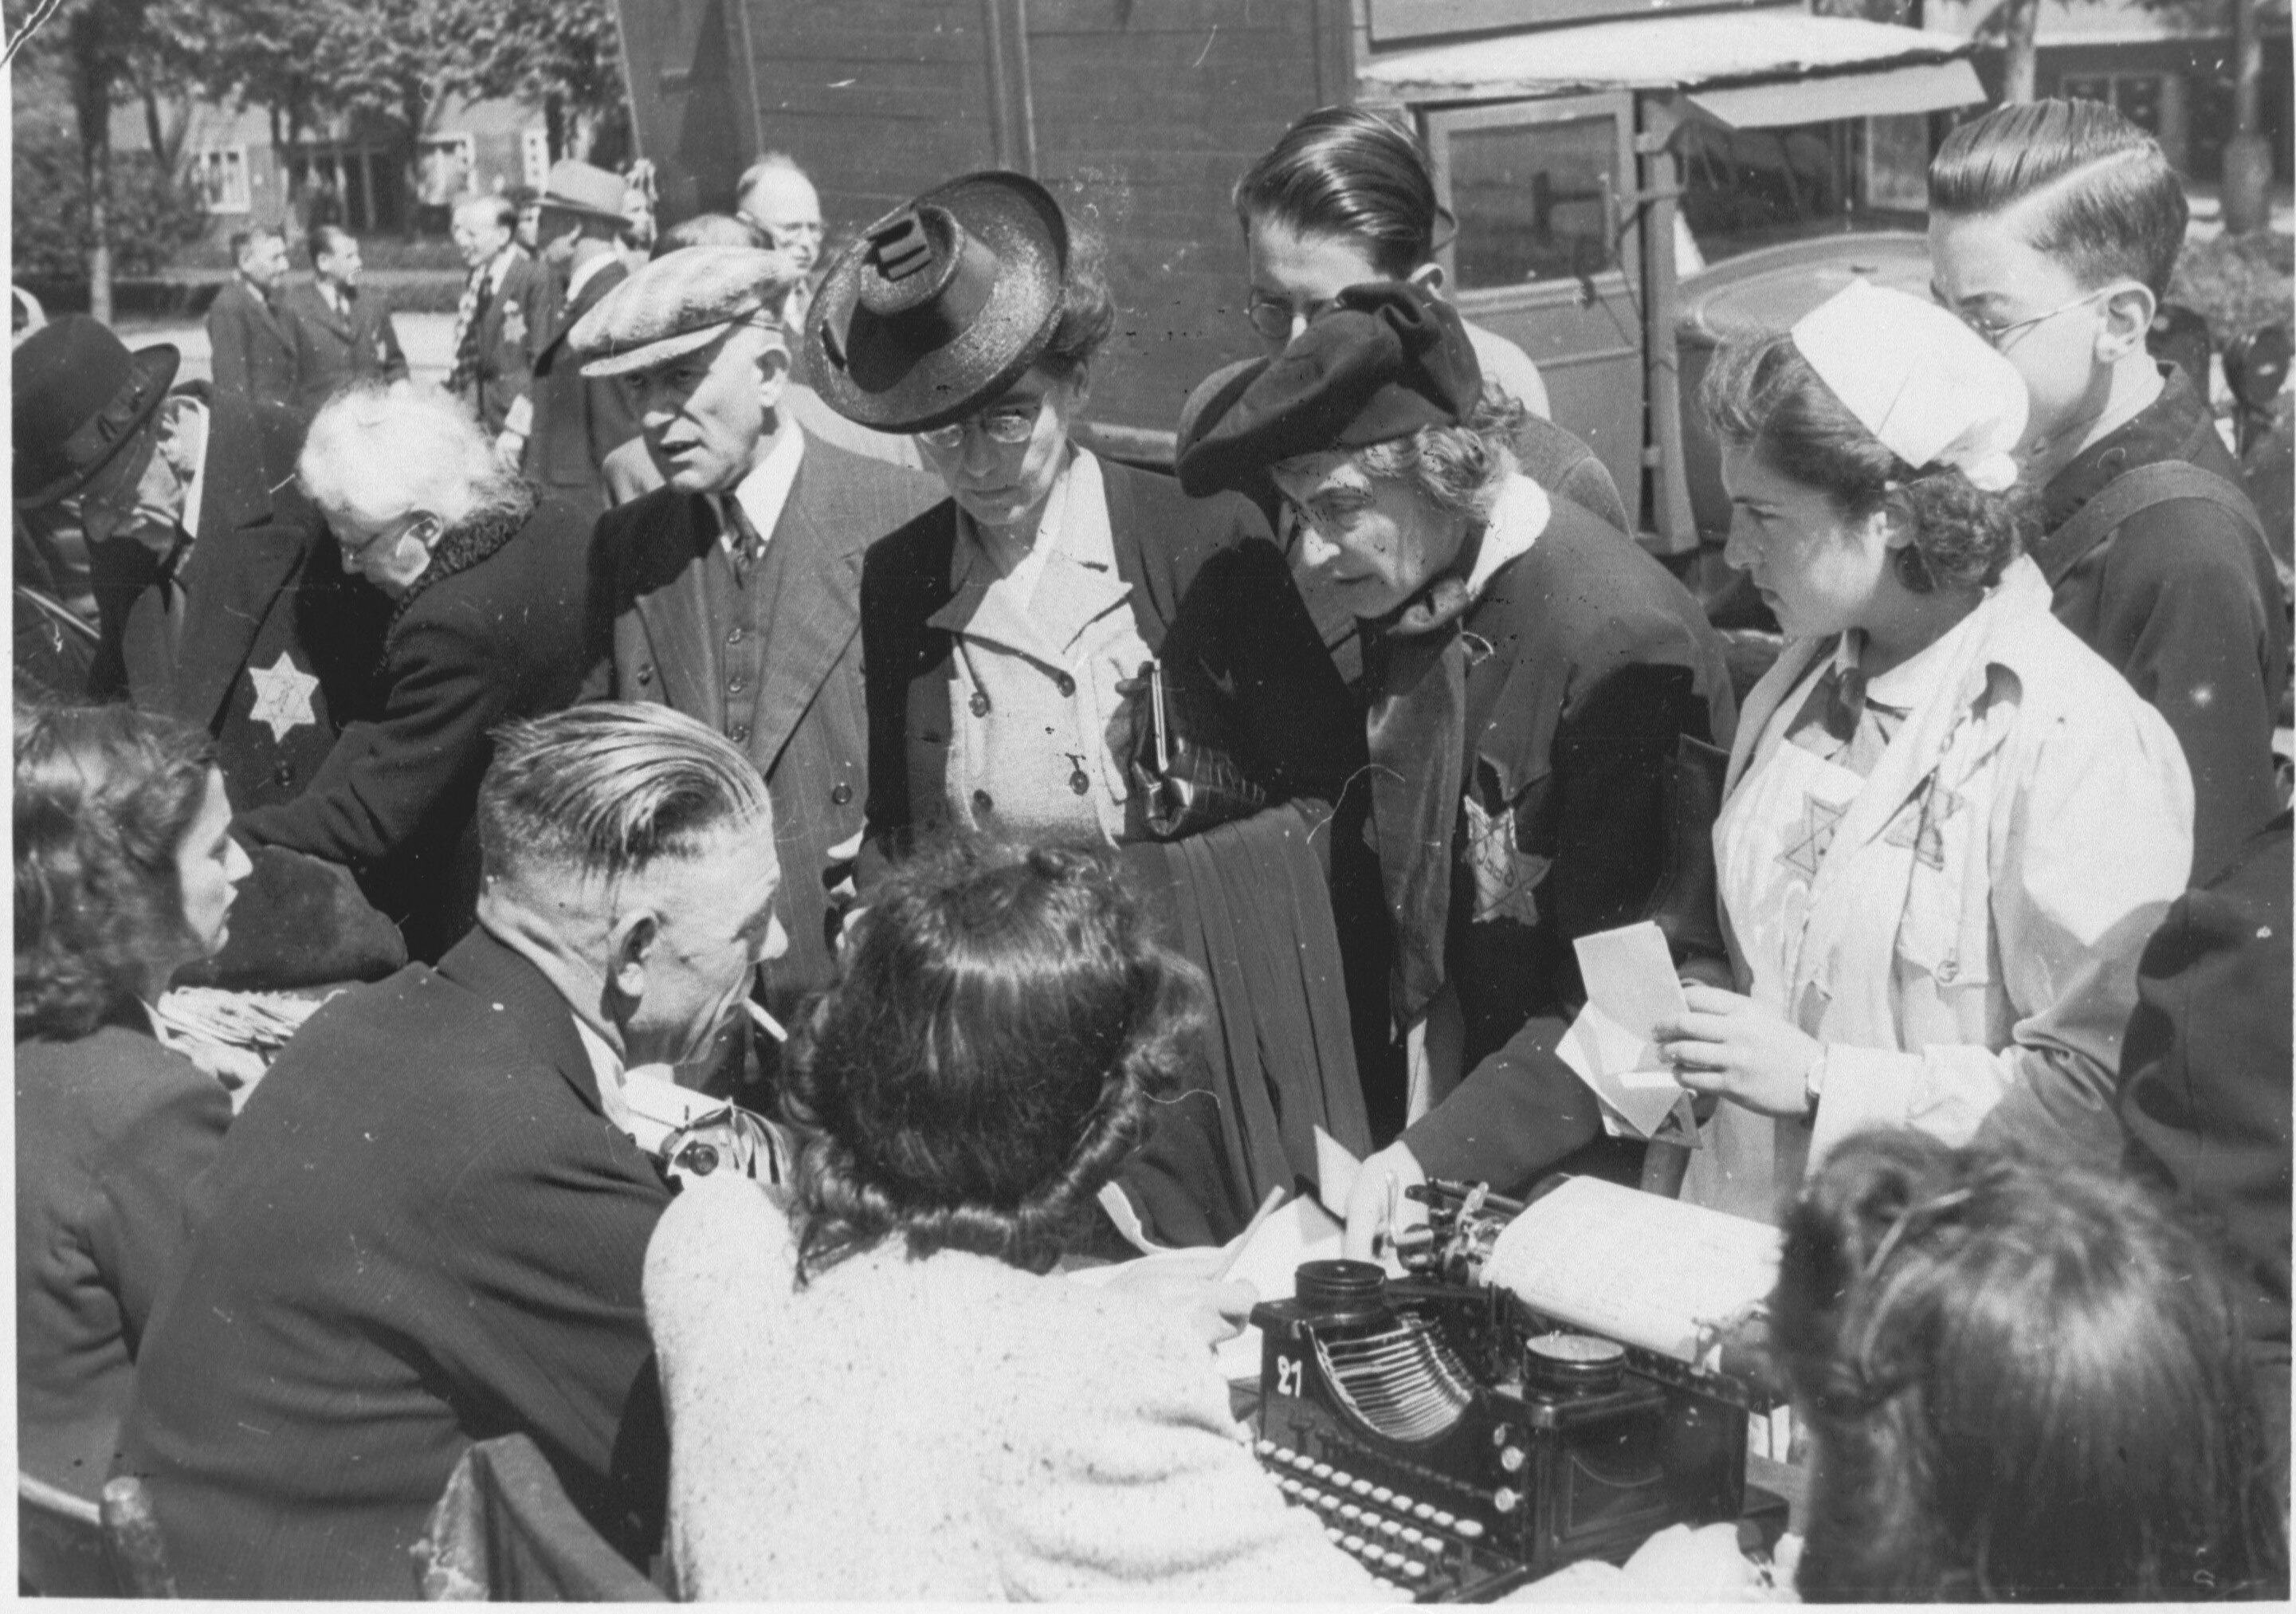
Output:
top-left (273, 761), bottom-right (295, 787)
top-left (727, 627), bottom-right (744, 645)
top-left (1936, 958), bottom-right (1959, 984)
top-left (1054, 673), bottom-right (1076, 697)
top-left (972, 788), bottom-right (994, 815)
top-left (727, 675), bottom-right (744, 695)
top-left (830, 782), bottom-right (854, 806)
top-left (636, 664), bottom-right (653, 685)
top-left (1069, 768), bottom-right (1090, 795)
top-left (969, 691), bottom-right (991, 717)
top-left (730, 722), bottom-right (750, 744)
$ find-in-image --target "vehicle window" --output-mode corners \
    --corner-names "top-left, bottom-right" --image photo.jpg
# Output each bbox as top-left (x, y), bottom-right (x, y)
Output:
top-left (1448, 116), bottom-right (1620, 290)
top-left (1677, 116), bottom-right (1926, 265)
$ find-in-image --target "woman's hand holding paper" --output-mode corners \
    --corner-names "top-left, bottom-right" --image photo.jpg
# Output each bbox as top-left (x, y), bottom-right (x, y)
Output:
top-left (1657, 984), bottom-right (1823, 1119)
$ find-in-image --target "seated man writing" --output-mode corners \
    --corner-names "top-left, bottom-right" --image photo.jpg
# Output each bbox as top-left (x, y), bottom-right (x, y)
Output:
top-left (115, 703), bottom-right (788, 1598)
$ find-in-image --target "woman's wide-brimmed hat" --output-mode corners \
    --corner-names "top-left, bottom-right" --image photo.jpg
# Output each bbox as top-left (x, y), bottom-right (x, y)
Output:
top-left (804, 171), bottom-right (1068, 434)
top-left (13, 315), bottom-right (180, 510)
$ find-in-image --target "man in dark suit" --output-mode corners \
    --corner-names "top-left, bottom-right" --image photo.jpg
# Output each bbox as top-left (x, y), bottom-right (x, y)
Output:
top-left (285, 225), bottom-right (408, 407)
top-left (231, 384), bottom-right (596, 963)
top-left (446, 194), bottom-right (550, 442)
top-left (117, 704), bottom-right (789, 1598)
top-left (205, 226), bottom-right (300, 410)
top-left (500, 160), bottom-right (640, 517)
top-left (11, 315), bottom-right (375, 813)
top-left (577, 245), bottom-right (940, 1016)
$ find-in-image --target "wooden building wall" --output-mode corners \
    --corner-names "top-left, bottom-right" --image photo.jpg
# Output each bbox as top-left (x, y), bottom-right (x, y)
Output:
top-left (619, 0), bottom-right (1354, 440)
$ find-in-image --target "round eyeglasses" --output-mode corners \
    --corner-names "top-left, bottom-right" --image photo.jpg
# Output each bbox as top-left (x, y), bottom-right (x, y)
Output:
top-left (1246, 291), bottom-right (1333, 345)
top-left (1956, 286), bottom-right (2113, 351)
top-left (915, 399), bottom-right (1044, 451)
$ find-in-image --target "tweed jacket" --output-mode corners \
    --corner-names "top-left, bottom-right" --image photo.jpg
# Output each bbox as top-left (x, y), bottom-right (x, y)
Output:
top-left (284, 280), bottom-right (408, 406)
top-left (462, 249), bottom-right (551, 436)
top-left (646, 1176), bottom-right (1390, 1601)
top-left (204, 278), bottom-right (300, 410)
top-left (520, 257), bottom-right (638, 516)
top-left (2038, 364), bottom-right (2286, 882)
top-left (116, 929), bottom-right (673, 1600)
top-left (87, 389), bottom-right (384, 816)
top-left (16, 1019), bottom-right (230, 1502)
top-left (1374, 481), bottom-right (1739, 1191)
top-left (234, 492), bottom-right (595, 963)
top-left (1682, 560), bottom-right (2194, 1219)
top-left (585, 434), bottom-right (942, 1010)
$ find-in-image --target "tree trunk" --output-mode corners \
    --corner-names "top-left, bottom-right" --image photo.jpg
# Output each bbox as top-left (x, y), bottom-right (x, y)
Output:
top-left (1999, 0), bottom-right (2039, 103)
top-left (72, 38), bottom-right (116, 324)
top-left (2223, 0), bottom-right (2272, 234)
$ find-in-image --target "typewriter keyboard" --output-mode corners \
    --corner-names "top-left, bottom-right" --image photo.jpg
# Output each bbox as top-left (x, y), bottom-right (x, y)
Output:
top-left (1255, 1437), bottom-right (1488, 1592)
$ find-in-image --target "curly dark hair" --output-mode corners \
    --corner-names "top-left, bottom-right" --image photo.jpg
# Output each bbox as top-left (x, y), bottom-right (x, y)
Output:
top-left (16, 699), bottom-right (218, 1042)
top-left (783, 837), bottom-right (1205, 1281)
top-left (1698, 332), bottom-right (2032, 595)
top-left (1774, 1131), bottom-right (2286, 1601)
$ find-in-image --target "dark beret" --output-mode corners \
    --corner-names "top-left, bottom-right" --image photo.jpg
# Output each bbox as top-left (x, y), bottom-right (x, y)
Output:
top-left (1174, 281), bottom-right (1482, 498)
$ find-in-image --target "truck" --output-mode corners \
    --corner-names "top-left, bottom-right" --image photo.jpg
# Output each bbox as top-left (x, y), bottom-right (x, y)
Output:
top-left (610, 0), bottom-right (1982, 584)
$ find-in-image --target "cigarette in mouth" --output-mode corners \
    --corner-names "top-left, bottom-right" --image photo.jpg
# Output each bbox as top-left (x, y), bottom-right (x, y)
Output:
top-left (743, 999), bottom-right (787, 1043)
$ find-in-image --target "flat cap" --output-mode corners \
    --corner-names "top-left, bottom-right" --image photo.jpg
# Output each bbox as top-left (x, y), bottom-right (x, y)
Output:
top-left (574, 245), bottom-right (800, 378)
top-left (1175, 281), bottom-right (1481, 499)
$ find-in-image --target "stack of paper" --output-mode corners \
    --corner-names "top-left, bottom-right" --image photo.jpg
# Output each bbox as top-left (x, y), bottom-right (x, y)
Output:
top-left (1556, 921), bottom-right (1697, 1141)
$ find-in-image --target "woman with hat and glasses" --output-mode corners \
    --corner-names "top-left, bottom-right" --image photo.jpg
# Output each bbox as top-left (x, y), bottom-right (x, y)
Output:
top-left (1178, 280), bottom-right (1736, 1260)
top-left (1654, 281), bottom-right (2193, 1219)
top-left (812, 173), bottom-right (1368, 1247)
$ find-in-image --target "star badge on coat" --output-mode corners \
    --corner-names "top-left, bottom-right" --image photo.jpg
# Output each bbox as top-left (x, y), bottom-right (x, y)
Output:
top-left (1778, 794), bottom-right (1849, 879)
top-left (1463, 795), bottom-right (1551, 925)
top-left (247, 653), bottom-right (320, 743)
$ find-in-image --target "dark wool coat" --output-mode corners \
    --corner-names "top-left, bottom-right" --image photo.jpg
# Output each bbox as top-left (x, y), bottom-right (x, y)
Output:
top-left (116, 929), bottom-right (672, 1599)
top-left (204, 278), bottom-right (301, 410)
top-left (520, 257), bottom-right (640, 517)
top-left (233, 492), bottom-right (595, 964)
top-left (464, 250), bottom-right (553, 437)
top-left (284, 281), bottom-right (409, 406)
top-left (586, 435), bottom-right (944, 1011)
top-left (2038, 363), bottom-right (2288, 883)
top-left (17, 1020), bottom-right (230, 1502)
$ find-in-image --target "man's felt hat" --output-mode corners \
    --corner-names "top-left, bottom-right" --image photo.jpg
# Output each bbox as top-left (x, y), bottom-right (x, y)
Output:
top-left (536, 159), bottom-right (634, 230)
top-left (12, 314), bottom-right (180, 511)
top-left (572, 245), bottom-right (801, 378)
top-left (804, 171), bottom-right (1067, 434)
top-left (1175, 281), bottom-right (1481, 499)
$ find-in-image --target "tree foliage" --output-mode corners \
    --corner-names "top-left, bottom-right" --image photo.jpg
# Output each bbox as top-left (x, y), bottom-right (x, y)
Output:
top-left (12, 61), bottom-right (208, 282)
top-left (445, 0), bottom-right (628, 161)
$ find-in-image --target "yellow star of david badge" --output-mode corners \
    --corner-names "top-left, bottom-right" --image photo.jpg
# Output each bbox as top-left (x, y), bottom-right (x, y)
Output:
top-left (246, 653), bottom-right (320, 744)
top-left (1463, 795), bottom-right (1551, 925)
top-left (1778, 794), bottom-right (1849, 879)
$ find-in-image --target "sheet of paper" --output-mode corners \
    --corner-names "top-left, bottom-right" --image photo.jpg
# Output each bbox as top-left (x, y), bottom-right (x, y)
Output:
top-left (1556, 922), bottom-right (1694, 1140)
top-left (1482, 1176), bottom-right (1779, 1364)
top-left (1314, 1125), bottom-right (1360, 1218)
top-left (1068, 1192), bottom-right (1343, 1380)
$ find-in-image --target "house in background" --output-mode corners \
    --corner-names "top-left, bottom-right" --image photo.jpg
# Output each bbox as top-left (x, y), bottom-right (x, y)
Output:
top-left (115, 92), bottom-right (555, 251)
top-left (1927, 0), bottom-right (2292, 182)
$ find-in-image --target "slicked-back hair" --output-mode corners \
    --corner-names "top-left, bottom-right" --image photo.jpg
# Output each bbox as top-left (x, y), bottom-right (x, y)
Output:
top-left (736, 150), bottom-right (811, 203)
top-left (308, 224), bottom-right (355, 268)
top-left (1234, 105), bottom-right (1442, 278)
top-left (477, 704), bottom-right (771, 893)
top-left (16, 699), bottom-right (217, 1041)
top-left (784, 838), bottom-right (1205, 1280)
top-left (1929, 99), bottom-right (2188, 298)
top-left (455, 193), bottom-right (520, 234)
top-left (230, 226), bottom-right (284, 264)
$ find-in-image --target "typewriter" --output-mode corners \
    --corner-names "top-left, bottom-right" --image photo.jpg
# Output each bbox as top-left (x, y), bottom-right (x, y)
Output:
top-left (1249, 1178), bottom-right (1768, 1600)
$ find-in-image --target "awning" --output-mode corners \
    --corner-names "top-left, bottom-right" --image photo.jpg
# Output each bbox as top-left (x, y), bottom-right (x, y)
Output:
top-left (1683, 57), bottom-right (1984, 128)
top-left (1360, 9), bottom-right (1982, 101)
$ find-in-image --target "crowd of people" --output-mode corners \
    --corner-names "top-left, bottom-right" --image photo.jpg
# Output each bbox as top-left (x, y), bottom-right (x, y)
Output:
top-left (12, 93), bottom-right (2290, 1601)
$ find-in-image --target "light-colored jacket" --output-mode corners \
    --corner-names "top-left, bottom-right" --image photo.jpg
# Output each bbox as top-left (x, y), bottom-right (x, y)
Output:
top-left (1684, 558), bottom-right (2194, 1219)
top-left (645, 1176), bottom-right (1391, 1602)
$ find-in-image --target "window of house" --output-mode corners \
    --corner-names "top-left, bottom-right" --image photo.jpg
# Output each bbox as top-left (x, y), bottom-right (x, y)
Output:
top-left (2062, 73), bottom-right (2165, 138)
top-left (416, 135), bottom-right (477, 207)
top-left (188, 147), bottom-right (251, 214)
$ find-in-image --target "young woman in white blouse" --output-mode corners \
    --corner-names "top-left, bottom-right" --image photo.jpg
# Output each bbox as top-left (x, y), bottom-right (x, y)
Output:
top-left (1659, 281), bottom-right (2194, 1221)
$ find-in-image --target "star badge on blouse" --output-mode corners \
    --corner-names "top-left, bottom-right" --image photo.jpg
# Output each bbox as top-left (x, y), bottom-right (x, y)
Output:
top-left (1778, 794), bottom-right (1849, 878)
top-left (1883, 778), bottom-right (1965, 871)
top-left (246, 653), bottom-right (320, 743)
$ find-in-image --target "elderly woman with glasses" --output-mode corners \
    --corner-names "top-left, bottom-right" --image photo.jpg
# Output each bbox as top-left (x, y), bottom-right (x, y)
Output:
top-left (809, 172), bottom-right (1370, 1247)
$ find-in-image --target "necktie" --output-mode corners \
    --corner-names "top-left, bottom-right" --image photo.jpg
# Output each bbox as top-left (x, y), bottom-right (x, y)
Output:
top-left (445, 266), bottom-right (490, 399)
top-left (159, 522), bottom-right (196, 650)
top-left (722, 497), bottom-right (767, 587)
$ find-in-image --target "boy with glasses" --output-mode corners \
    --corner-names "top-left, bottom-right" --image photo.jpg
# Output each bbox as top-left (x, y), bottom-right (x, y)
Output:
top-left (1929, 99), bottom-right (2285, 880)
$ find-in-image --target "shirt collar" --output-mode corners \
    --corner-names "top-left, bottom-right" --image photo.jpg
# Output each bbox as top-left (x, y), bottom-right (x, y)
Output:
top-left (570, 1017), bottom-right (736, 1157)
top-left (714, 423), bottom-right (806, 552)
top-left (1833, 611), bottom-right (1970, 713)
top-left (171, 397), bottom-right (212, 540)
top-left (485, 245), bottom-right (520, 296)
top-left (2039, 362), bottom-right (2213, 532)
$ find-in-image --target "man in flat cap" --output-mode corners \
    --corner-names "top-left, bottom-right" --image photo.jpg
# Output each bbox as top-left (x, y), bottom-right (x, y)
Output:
top-left (575, 245), bottom-right (939, 1029)
top-left (499, 160), bottom-right (642, 516)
